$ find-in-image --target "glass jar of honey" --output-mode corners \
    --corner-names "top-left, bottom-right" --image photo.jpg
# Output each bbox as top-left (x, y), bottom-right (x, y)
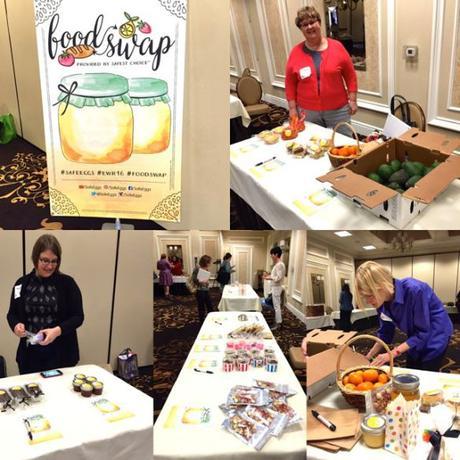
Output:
top-left (361, 413), bottom-right (386, 448)
top-left (128, 78), bottom-right (171, 154)
top-left (391, 374), bottom-right (420, 402)
top-left (57, 73), bottom-right (133, 164)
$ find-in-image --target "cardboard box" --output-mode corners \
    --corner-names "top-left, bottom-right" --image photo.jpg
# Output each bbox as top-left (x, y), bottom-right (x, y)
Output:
top-left (307, 346), bottom-right (369, 399)
top-left (317, 129), bottom-right (460, 228)
top-left (306, 329), bottom-right (357, 356)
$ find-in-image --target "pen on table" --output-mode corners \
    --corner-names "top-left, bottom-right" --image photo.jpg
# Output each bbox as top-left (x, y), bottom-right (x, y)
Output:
top-left (311, 410), bottom-right (336, 432)
top-left (214, 320), bottom-right (223, 326)
top-left (255, 156), bottom-right (276, 167)
top-left (194, 368), bottom-right (214, 374)
top-left (23, 419), bottom-right (33, 441)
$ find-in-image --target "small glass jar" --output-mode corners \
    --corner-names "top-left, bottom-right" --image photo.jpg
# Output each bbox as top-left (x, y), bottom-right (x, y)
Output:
top-left (391, 374), bottom-right (420, 402)
top-left (129, 78), bottom-right (171, 154)
top-left (58, 73), bottom-right (133, 164)
top-left (361, 413), bottom-right (386, 448)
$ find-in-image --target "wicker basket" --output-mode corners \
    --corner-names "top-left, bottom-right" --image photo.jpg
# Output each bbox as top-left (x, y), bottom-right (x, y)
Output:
top-left (336, 334), bottom-right (393, 411)
top-left (327, 121), bottom-right (362, 168)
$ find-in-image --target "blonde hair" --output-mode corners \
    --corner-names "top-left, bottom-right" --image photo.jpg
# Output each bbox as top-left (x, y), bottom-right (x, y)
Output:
top-left (354, 261), bottom-right (394, 309)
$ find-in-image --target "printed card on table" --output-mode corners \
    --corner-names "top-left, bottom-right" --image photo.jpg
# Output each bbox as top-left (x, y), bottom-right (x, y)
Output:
top-left (33, 0), bottom-right (187, 222)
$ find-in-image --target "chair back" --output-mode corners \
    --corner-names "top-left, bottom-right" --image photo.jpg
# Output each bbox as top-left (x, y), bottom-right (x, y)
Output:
top-left (236, 68), bottom-right (263, 106)
top-left (391, 94), bottom-right (426, 131)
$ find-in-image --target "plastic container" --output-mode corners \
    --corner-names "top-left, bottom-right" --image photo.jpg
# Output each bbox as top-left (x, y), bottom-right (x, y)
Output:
top-left (361, 413), bottom-right (386, 448)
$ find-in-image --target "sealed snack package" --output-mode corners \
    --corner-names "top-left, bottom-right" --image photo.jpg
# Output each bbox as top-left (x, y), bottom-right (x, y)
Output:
top-left (228, 324), bottom-right (265, 339)
top-left (243, 405), bottom-right (289, 437)
top-left (254, 380), bottom-right (297, 397)
top-left (222, 413), bottom-right (271, 450)
top-left (270, 399), bottom-right (302, 426)
top-left (25, 383), bottom-right (44, 399)
top-left (227, 386), bottom-right (271, 406)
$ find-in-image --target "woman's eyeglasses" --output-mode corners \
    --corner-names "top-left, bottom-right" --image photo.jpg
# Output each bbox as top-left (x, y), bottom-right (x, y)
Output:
top-left (300, 20), bottom-right (318, 28)
top-left (39, 258), bottom-right (59, 265)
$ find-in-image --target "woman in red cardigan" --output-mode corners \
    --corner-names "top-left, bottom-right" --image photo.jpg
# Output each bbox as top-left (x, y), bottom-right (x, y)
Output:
top-left (285, 6), bottom-right (358, 135)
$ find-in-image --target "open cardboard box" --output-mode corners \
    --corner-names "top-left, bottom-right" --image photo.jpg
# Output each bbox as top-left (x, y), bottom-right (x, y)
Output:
top-left (317, 128), bottom-right (460, 228)
top-left (307, 346), bottom-right (369, 399)
top-left (306, 329), bottom-right (357, 356)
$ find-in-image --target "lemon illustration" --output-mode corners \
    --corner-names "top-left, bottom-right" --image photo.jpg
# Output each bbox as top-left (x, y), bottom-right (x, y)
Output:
top-left (119, 12), bottom-right (139, 39)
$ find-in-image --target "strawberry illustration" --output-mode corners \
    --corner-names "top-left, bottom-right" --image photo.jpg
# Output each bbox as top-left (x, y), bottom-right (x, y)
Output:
top-left (58, 52), bottom-right (75, 67)
top-left (138, 20), bottom-right (151, 34)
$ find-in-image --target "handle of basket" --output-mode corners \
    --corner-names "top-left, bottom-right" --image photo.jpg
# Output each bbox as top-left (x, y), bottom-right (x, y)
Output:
top-left (336, 334), bottom-right (394, 379)
top-left (332, 121), bottom-right (360, 150)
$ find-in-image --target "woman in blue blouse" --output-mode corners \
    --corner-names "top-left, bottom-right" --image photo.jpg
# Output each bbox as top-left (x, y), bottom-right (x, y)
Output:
top-left (354, 261), bottom-right (453, 372)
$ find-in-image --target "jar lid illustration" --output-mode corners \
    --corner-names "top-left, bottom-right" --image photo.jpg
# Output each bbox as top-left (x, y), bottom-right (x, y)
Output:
top-left (128, 78), bottom-right (170, 106)
top-left (56, 73), bottom-right (131, 113)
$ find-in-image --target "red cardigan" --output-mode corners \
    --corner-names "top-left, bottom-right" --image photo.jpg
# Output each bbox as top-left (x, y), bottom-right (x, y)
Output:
top-left (285, 38), bottom-right (357, 111)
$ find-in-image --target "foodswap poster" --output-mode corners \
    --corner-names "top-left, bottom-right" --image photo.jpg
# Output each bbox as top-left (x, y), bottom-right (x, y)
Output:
top-left (34, 0), bottom-right (187, 222)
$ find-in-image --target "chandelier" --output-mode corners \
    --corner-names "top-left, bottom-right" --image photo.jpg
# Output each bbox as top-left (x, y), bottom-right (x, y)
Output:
top-left (325, 0), bottom-right (362, 11)
top-left (391, 231), bottom-right (414, 253)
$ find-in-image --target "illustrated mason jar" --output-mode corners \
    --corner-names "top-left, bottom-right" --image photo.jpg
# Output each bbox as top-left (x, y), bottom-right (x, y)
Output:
top-left (57, 73), bottom-right (133, 164)
top-left (128, 78), bottom-right (171, 154)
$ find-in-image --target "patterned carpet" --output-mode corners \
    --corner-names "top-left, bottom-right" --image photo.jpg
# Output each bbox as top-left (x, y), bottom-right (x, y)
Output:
top-left (0, 137), bottom-right (164, 229)
top-left (153, 288), bottom-right (306, 420)
top-left (120, 365), bottom-right (153, 397)
top-left (352, 322), bottom-right (460, 374)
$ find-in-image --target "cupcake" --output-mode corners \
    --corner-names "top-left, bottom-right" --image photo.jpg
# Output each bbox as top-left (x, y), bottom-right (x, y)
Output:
top-left (223, 358), bottom-right (235, 372)
top-left (92, 381), bottom-right (104, 396)
top-left (73, 379), bottom-right (84, 392)
top-left (26, 383), bottom-right (42, 397)
top-left (85, 376), bottom-right (97, 383)
top-left (237, 357), bottom-right (249, 372)
top-left (266, 358), bottom-right (278, 372)
top-left (80, 383), bottom-right (93, 397)
top-left (74, 374), bottom-right (86, 380)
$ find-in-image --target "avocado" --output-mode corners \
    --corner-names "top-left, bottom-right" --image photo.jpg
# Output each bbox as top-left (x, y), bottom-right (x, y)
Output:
top-left (403, 161), bottom-right (423, 177)
top-left (396, 188), bottom-right (405, 194)
top-left (368, 172), bottom-right (382, 183)
top-left (390, 159), bottom-right (401, 172)
top-left (387, 182), bottom-right (400, 190)
top-left (377, 164), bottom-right (394, 181)
top-left (432, 160), bottom-right (441, 168)
top-left (422, 166), bottom-right (433, 176)
top-left (405, 175), bottom-right (422, 189)
top-left (388, 169), bottom-right (409, 186)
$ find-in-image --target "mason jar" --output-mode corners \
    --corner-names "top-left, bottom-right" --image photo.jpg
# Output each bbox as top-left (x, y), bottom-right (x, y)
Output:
top-left (128, 78), bottom-right (171, 154)
top-left (57, 73), bottom-right (133, 164)
top-left (391, 373), bottom-right (420, 402)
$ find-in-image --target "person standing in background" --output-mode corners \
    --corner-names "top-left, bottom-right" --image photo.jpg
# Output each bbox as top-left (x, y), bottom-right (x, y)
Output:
top-left (192, 255), bottom-right (213, 324)
top-left (339, 283), bottom-right (353, 332)
top-left (157, 254), bottom-right (173, 297)
top-left (217, 252), bottom-right (235, 291)
top-left (263, 246), bottom-right (286, 331)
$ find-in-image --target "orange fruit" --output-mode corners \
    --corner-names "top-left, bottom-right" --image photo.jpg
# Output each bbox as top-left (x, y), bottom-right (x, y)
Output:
top-left (356, 370), bottom-right (364, 377)
top-left (342, 375), bottom-right (349, 385)
top-left (373, 382), bottom-right (384, 389)
top-left (363, 369), bottom-right (379, 383)
top-left (348, 372), bottom-right (363, 386)
top-left (356, 381), bottom-right (374, 391)
top-left (331, 148), bottom-right (339, 155)
top-left (345, 383), bottom-right (356, 391)
top-left (347, 146), bottom-right (356, 156)
top-left (378, 373), bottom-right (389, 384)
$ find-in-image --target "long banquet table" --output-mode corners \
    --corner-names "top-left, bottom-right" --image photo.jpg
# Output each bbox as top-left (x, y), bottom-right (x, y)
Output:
top-left (0, 364), bottom-right (153, 460)
top-left (218, 284), bottom-right (261, 312)
top-left (307, 367), bottom-right (459, 459)
top-left (230, 122), bottom-right (460, 229)
top-left (154, 311), bottom-right (306, 459)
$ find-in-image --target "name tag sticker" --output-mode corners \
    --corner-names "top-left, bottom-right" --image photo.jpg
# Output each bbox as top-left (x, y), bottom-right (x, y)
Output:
top-left (300, 66), bottom-right (312, 79)
top-left (14, 285), bottom-right (21, 299)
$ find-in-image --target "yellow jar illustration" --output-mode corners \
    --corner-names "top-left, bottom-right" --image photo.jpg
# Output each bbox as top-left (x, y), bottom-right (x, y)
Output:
top-left (129, 78), bottom-right (171, 154)
top-left (57, 73), bottom-right (133, 164)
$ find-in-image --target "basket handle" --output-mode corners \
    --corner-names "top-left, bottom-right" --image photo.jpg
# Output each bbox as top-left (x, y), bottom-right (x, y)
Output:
top-left (332, 121), bottom-right (360, 150)
top-left (336, 334), bottom-right (394, 380)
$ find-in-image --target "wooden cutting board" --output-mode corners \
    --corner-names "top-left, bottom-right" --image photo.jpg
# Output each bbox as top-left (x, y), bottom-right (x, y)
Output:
top-left (307, 404), bottom-right (360, 441)
top-left (308, 441), bottom-right (341, 452)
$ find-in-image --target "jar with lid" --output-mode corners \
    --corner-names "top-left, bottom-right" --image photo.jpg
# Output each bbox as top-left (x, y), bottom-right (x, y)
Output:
top-left (128, 78), bottom-right (171, 154)
top-left (57, 73), bottom-right (133, 164)
top-left (361, 413), bottom-right (386, 448)
top-left (391, 373), bottom-right (420, 402)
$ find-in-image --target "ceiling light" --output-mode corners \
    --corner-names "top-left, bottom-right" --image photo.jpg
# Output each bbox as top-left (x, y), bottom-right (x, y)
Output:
top-left (362, 245), bottom-right (376, 250)
top-left (334, 231), bottom-right (352, 237)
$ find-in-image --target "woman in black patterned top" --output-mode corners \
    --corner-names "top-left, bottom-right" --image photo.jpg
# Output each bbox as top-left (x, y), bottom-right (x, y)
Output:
top-left (7, 234), bottom-right (84, 374)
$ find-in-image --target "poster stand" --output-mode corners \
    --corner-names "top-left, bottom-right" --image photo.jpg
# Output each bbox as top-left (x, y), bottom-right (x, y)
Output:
top-left (101, 218), bottom-right (134, 230)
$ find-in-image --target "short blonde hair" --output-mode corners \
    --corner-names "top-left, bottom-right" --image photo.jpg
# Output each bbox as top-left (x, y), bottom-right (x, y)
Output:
top-left (354, 261), bottom-right (394, 309)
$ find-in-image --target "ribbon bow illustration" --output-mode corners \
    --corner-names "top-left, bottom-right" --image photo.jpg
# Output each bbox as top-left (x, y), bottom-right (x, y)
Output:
top-left (53, 81), bottom-right (79, 115)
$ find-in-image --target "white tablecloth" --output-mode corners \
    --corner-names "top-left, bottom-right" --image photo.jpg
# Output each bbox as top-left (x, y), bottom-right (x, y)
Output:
top-left (330, 308), bottom-right (378, 324)
top-left (218, 284), bottom-right (261, 312)
top-left (154, 275), bottom-right (187, 284)
top-left (154, 311), bottom-right (306, 459)
top-left (230, 95), bottom-right (251, 127)
top-left (307, 367), bottom-right (459, 459)
top-left (0, 364), bottom-right (152, 460)
top-left (306, 315), bottom-right (335, 331)
top-left (230, 122), bottom-right (460, 229)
